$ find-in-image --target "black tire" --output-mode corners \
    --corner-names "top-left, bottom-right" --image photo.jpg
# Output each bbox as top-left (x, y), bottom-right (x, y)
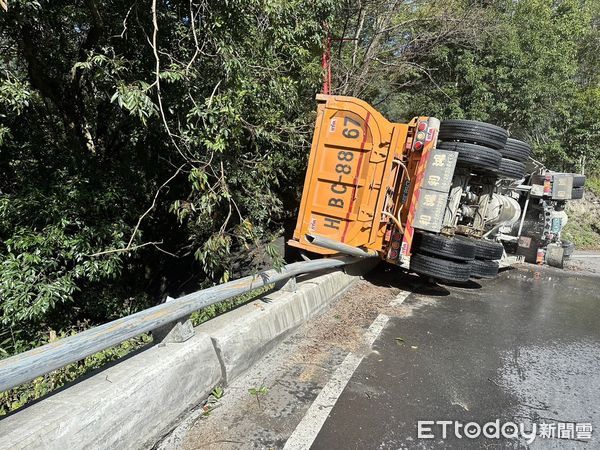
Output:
top-left (410, 253), bottom-right (471, 283)
top-left (500, 138), bottom-right (531, 162)
top-left (470, 259), bottom-right (499, 279)
top-left (439, 119), bottom-right (508, 150)
top-left (562, 240), bottom-right (575, 258)
top-left (413, 232), bottom-right (476, 261)
top-left (572, 174), bottom-right (586, 188)
top-left (458, 236), bottom-right (504, 260)
top-left (475, 239), bottom-right (504, 260)
top-left (571, 186), bottom-right (584, 199)
top-left (437, 141), bottom-right (502, 171)
top-left (496, 158), bottom-right (525, 179)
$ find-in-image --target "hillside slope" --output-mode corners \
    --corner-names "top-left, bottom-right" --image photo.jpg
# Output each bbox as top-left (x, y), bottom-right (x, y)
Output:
top-left (563, 183), bottom-right (600, 250)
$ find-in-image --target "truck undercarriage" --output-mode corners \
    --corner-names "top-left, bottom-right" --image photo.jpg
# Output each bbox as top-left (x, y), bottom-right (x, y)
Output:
top-left (289, 95), bottom-right (585, 282)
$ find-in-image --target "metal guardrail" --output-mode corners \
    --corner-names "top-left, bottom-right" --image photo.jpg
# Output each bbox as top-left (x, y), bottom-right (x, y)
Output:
top-left (0, 256), bottom-right (365, 393)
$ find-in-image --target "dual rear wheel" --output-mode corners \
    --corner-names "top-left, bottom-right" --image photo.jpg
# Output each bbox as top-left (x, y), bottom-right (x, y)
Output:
top-left (408, 119), bottom-right (520, 282)
top-left (438, 119), bottom-right (531, 180)
top-left (409, 232), bottom-right (503, 282)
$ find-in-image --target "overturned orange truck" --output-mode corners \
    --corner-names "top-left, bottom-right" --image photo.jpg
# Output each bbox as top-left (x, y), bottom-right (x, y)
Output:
top-left (288, 95), bottom-right (584, 282)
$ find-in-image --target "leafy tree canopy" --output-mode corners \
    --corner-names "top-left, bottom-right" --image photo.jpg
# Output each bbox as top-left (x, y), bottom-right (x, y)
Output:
top-left (0, 0), bottom-right (333, 356)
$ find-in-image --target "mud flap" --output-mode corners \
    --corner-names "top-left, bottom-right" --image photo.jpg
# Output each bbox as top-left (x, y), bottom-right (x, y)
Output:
top-left (546, 243), bottom-right (565, 268)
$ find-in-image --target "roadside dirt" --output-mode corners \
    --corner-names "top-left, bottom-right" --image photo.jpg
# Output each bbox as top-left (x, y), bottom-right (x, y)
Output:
top-left (163, 268), bottom-right (437, 450)
top-left (294, 280), bottom-right (398, 356)
top-left (292, 269), bottom-right (445, 358)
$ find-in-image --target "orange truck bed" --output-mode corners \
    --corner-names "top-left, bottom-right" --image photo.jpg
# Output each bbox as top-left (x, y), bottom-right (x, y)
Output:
top-left (289, 94), bottom-right (454, 265)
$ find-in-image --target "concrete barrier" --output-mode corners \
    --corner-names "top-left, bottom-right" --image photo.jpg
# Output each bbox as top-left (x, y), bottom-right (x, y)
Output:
top-left (0, 262), bottom-right (374, 449)
top-left (200, 270), bottom-right (357, 384)
top-left (0, 332), bottom-right (222, 450)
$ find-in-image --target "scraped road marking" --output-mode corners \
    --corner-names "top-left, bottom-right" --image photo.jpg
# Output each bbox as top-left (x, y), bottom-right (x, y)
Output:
top-left (389, 289), bottom-right (412, 306)
top-left (283, 314), bottom-right (390, 450)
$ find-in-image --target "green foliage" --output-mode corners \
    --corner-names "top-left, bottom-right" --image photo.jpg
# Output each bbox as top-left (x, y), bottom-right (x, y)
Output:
top-left (0, 0), bottom-right (334, 369)
top-left (334, 0), bottom-right (600, 175)
top-left (0, 78), bottom-right (32, 115)
top-left (202, 384), bottom-right (224, 416)
top-left (563, 184), bottom-right (600, 249)
top-left (0, 125), bottom-right (10, 146)
top-left (0, 221), bottom-right (123, 326)
top-left (265, 241), bottom-right (285, 272)
top-left (248, 385), bottom-right (269, 408)
top-left (211, 386), bottom-right (224, 400)
top-left (110, 82), bottom-right (158, 125)
top-left (563, 223), bottom-right (600, 249)
top-left (586, 177), bottom-right (600, 197)
top-left (0, 0), bottom-right (333, 415)
top-left (189, 284), bottom-right (272, 326)
top-left (248, 386), bottom-right (268, 396)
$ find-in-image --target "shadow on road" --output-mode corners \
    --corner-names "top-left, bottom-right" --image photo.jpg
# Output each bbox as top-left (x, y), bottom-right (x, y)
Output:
top-left (364, 262), bottom-right (495, 297)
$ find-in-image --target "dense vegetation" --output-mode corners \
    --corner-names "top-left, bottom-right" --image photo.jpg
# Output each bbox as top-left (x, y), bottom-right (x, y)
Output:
top-left (0, 0), bottom-right (599, 410)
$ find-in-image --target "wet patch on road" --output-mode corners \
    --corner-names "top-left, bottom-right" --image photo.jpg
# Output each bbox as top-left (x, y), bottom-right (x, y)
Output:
top-left (312, 266), bottom-right (600, 449)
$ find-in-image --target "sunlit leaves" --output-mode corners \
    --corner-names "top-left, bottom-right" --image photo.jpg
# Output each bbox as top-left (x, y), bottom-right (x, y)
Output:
top-left (0, 220), bottom-right (125, 327)
top-left (375, 0), bottom-right (599, 173)
top-left (73, 53), bottom-right (129, 80)
top-left (0, 125), bottom-right (11, 145)
top-left (159, 64), bottom-right (189, 83)
top-left (0, 78), bottom-right (32, 115)
top-left (188, 167), bottom-right (208, 192)
top-left (110, 82), bottom-right (158, 125)
top-left (194, 233), bottom-right (232, 280)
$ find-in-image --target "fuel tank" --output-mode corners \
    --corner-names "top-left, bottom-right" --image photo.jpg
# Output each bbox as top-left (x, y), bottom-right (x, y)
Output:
top-left (485, 194), bottom-right (521, 226)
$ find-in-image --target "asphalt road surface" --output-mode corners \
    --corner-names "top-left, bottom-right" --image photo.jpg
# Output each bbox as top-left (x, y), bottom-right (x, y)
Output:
top-left (169, 261), bottom-right (600, 450)
top-left (566, 250), bottom-right (600, 274)
top-left (312, 266), bottom-right (600, 449)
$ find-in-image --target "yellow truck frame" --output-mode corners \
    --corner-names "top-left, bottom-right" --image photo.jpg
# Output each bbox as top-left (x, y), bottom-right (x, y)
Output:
top-left (289, 94), bottom-right (453, 266)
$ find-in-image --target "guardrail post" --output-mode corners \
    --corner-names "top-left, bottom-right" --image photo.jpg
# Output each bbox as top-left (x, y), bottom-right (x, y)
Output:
top-left (275, 276), bottom-right (297, 293)
top-left (153, 297), bottom-right (195, 343)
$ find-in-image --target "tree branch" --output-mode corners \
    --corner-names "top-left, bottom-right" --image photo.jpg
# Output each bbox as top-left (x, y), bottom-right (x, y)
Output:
top-left (86, 241), bottom-right (163, 257)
